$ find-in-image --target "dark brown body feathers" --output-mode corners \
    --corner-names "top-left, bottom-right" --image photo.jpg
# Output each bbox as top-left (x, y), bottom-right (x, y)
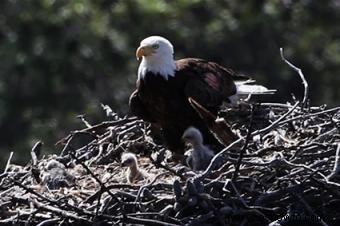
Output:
top-left (129, 58), bottom-right (245, 153)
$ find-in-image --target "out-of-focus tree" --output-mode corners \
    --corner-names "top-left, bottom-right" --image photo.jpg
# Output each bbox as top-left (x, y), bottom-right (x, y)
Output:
top-left (0, 0), bottom-right (339, 166)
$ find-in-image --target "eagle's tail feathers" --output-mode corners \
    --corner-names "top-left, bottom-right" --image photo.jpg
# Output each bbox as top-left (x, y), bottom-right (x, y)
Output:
top-left (235, 80), bottom-right (276, 95)
top-left (228, 81), bottom-right (276, 104)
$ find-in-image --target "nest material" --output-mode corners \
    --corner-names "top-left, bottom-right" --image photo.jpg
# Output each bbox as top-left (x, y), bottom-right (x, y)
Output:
top-left (1, 102), bottom-right (340, 226)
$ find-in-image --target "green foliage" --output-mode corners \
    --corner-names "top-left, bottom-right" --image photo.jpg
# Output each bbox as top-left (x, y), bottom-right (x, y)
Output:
top-left (0, 0), bottom-right (339, 166)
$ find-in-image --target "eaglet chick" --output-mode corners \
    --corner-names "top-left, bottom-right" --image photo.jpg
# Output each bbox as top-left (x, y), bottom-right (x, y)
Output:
top-left (121, 153), bottom-right (149, 183)
top-left (182, 126), bottom-right (215, 171)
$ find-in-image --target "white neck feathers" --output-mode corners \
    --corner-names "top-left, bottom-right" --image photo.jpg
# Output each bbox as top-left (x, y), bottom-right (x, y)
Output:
top-left (138, 56), bottom-right (176, 80)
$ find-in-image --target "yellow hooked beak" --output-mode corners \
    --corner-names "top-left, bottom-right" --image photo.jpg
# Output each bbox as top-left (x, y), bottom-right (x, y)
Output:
top-left (136, 46), bottom-right (154, 60)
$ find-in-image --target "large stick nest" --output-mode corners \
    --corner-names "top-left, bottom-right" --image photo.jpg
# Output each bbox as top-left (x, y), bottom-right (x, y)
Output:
top-left (0, 100), bottom-right (340, 226)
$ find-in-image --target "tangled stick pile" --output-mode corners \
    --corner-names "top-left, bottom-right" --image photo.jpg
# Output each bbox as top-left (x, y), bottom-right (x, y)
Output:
top-left (0, 101), bottom-right (339, 226)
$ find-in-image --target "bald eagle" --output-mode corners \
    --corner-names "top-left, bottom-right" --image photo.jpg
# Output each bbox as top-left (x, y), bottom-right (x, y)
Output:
top-left (129, 36), bottom-right (274, 154)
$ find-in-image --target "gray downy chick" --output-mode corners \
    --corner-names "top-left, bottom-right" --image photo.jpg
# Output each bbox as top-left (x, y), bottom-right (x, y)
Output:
top-left (121, 153), bottom-right (148, 183)
top-left (182, 127), bottom-right (214, 171)
top-left (42, 159), bottom-right (75, 189)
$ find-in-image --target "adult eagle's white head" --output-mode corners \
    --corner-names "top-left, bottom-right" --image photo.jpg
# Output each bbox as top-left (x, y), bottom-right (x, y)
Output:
top-left (136, 36), bottom-right (176, 80)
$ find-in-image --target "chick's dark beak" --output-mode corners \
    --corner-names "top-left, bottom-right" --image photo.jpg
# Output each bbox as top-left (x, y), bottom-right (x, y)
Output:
top-left (121, 161), bottom-right (127, 167)
top-left (182, 136), bottom-right (191, 145)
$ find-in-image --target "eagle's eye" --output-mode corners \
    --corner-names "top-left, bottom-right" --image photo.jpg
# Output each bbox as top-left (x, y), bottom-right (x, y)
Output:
top-left (152, 44), bottom-right (159, 49)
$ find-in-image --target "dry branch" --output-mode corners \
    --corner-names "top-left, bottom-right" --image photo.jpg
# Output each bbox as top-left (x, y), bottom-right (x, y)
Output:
top-left (280, 48), bottom-right (309, 106)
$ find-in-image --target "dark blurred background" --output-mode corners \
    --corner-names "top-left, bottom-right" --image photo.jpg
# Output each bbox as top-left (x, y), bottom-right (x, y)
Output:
top-left (0, 0), bottom-right (339, 167)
